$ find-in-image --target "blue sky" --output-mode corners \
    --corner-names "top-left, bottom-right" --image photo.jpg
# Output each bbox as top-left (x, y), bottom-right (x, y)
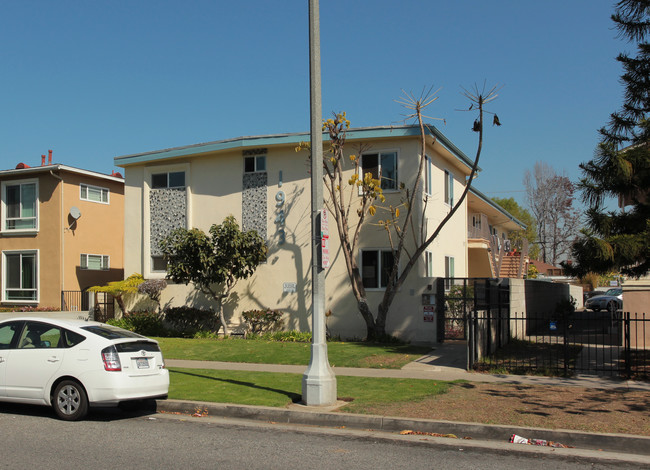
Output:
top-left (0, 1), bottom-right (625, 208)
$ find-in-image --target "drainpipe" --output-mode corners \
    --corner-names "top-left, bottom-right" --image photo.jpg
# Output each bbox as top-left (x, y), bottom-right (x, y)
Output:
top-left (50, 169), bottom-right (65, 302)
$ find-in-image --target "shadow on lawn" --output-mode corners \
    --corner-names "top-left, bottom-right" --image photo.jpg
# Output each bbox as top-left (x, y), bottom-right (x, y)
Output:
top-left (170, 369), bottom-right (302, 402)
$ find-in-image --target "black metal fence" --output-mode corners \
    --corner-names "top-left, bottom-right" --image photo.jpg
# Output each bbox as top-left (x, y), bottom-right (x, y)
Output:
top-left (468, 309), bottom-right (649, 380)
top-left (437, 278), bottom-right (509, 342)
top-left (60, 290), bottom-right (115, 322)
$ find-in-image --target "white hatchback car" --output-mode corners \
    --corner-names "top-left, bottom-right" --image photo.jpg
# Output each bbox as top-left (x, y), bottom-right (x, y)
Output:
top-left (0, 317), bottom-right (169, 421)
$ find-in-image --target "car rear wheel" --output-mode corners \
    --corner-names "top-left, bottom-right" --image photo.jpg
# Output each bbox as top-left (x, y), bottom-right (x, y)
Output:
top-left (53, 380), bottom-right (88, 421)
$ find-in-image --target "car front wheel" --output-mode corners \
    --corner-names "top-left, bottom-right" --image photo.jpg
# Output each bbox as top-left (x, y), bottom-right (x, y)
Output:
top-left (53, 380), bottom-right (88, 421)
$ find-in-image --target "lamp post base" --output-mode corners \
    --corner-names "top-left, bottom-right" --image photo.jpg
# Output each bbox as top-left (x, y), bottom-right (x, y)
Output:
top-left (302, 341), bottom-right (337, 406)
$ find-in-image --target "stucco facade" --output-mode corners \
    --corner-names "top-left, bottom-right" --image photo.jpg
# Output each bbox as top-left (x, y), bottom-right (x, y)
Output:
top-left (0, 161), bottom-right (124, 308)
top-left (116, 125), bottom-right (515, 343)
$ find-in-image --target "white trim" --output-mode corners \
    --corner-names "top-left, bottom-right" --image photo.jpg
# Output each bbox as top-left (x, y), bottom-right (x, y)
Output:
top-left (358, 148), bottom-right (400, 194)
top-left (0, 164), bottom-right (123, 183)
top-left (2, 249), bottom-right (39, 304)
top-left (243, 155), bottom-right (267, 173)
top-left (143, 163), bottom-right (191, 279)
top-left (359, 247), bottom-right (397, 291)
top-left (1, 178), bottom-right (39, 234)
top-left (80, 253), bottom-right (110, 270)
top-left (80, 183), bottom-right (110, 204)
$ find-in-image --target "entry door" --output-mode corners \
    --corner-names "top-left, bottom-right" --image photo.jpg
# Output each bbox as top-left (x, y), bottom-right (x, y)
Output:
top-left (4, 322), bottom-right (65, 400)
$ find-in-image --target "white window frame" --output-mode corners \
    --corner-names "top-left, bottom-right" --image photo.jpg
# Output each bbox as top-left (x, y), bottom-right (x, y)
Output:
top-left (360, 248), bottom-right (396, 290)
top-left (2, 250), bottom-right (39, 303)
top-left (424, 155), bottom-right (433, 196)
top-left (151, 171), bottom-right (186, 189)
top-left (1, 179), bottom-right (39, 233)
top-left (80, 253), bottom-right (110, 270)
top-left (244, 155), bottom-right (267, 173)
top-left (425, 251), bottom-right (434, 277)
top-left (80, 183), bottom-right (109, 204)
top-left (444, 169), bottom-right (454, 206)
top-left (444, 255), bottom-right (455, 290)
top-left (359, 149), bottom-right (399, 192)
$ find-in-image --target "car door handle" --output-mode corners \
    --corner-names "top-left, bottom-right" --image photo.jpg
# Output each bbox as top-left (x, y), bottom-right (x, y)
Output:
top-left (47, 357), bottom-right (60, 363)
top-left (0, 357), bottom-right (4, 363)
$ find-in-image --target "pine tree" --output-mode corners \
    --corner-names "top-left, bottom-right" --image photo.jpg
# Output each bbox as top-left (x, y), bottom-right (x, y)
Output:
top-left (566, 1), bottom-right (650, 278)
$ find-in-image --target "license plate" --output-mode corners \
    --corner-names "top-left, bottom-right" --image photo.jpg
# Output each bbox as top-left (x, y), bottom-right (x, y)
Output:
top-left (136, 358), bottom-right (149, 369)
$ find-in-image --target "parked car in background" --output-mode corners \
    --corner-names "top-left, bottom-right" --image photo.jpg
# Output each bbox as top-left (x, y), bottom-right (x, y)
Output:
top-left (584, 288), bottom-right (623, 313)
top-left (0, 318), bottom-right (168, 421)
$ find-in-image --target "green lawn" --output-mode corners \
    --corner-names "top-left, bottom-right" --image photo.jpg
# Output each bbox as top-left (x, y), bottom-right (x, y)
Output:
top-left (168, 367), bottom-right (451, 409)
top-left (156, 337), bottom-right (431, 369)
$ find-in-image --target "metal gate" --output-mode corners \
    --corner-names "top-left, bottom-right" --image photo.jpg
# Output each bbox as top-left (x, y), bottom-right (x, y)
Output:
top-left (437, 278), bottom-right (510, 342)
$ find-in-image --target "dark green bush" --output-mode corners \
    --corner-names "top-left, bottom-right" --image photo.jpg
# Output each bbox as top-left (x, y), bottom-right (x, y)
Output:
top-left (241, 309), bottom-right (284, 334)
top-left (164, 306), bottom-right (219, 336)
top-left (257, 330), bottom-right (312, 342)
top-left (107, 311), bottom-right (168, 337)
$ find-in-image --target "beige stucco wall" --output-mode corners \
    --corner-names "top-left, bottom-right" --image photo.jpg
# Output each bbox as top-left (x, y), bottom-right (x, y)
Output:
top-left (122, 135), bottom-right (472, 343)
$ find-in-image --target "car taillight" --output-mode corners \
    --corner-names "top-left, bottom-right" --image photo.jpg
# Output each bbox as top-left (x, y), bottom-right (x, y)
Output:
top-left (101, 345), bottom-right (122, 371)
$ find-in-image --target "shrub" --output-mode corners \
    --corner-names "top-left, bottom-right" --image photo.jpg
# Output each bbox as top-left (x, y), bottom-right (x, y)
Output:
top-left (138, 279), bottom-right (167, 311)
top-left (241, 309), bottom-right (284, 335)
top-left (107, 311), bottom-right (167, 337)
top-left (164, 306), bottom-right (219, 336)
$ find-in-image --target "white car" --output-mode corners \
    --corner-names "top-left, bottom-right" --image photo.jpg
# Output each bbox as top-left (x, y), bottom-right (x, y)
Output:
top-left (0, 317), bottom-right (169, 421)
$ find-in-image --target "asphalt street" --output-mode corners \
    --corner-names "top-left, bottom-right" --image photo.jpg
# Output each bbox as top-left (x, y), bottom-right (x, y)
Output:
top-left (0, 403), bottom-right (646, 469)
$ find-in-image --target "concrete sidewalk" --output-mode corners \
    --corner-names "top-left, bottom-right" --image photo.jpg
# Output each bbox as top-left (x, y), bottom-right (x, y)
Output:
top-left (166, 341), bottom-right (650, 391)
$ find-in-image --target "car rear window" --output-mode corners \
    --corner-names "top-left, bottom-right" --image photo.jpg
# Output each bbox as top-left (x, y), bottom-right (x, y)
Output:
top-left (80, 325), bottom-right (145, 340)
top-left (114, 341), bottom-right (161, 353)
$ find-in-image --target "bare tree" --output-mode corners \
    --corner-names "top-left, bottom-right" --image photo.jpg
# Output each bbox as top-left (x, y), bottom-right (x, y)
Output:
top-left (308, 84), bottom-right (501, 340)
top-left (523, 162), bottom-right (581, 265)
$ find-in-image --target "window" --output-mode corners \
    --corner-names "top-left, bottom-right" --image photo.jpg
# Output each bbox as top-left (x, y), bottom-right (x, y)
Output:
top-left (151, 171), bottom-right (185, 189)
top-left (80, 184), bottom-right (109, 203)
top-left (151, 255), bottom-right (167, 273)
top-left (0, 321), bottom-right (21, 349)
top-left (361, 249), bottom-right (395, 289)
top-left (424, 156), bottom-right (433, 196)
top-left (2, 180), bottom-right (37, 231)
top-left (444, 170), bottom-right (454, 206)
top-left (3, 251), bottom-right (37, 302)
top-left (444, 256), bottom-right (455, 290)
top-left (425, 251), bottom-right (434, 277)
top-left (244, 155), bottom-right (266, 173)
top-left (361, 152), bottom-right (397, 190)
top-left (18, 322), bottom-right (61, 349)
top-left (80, 254), bottom-right (109, 270)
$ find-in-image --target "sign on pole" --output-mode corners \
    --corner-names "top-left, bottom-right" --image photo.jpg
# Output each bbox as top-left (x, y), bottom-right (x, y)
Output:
top-left (321, 208), bottom-right (330, 269)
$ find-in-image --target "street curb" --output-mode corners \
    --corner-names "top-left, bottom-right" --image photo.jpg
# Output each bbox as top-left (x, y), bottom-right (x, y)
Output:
top-left (155, 399), bottom-right (650, 456)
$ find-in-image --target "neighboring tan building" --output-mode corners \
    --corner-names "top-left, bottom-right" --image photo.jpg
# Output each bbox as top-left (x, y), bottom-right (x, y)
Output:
top-left (0, 151), bottom-right (124, 310)
top-left (115, 125), bottom-right (522, 343)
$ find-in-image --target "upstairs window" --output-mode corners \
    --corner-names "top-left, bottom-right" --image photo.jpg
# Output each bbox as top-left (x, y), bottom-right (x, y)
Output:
top-left (151, 171), bottom-right (185, 189)
top-left (361, 152), bottom-right (397, 190)
top-left (80, 254), bottom-right (109, 270)
top-left (80, 184), bottom-right (109, 204)
top-left (425, 251), bottom-right (434, 277)
top-left (2, 180), bottom-right (37, 231)
top-left (424, 155), bottom-right (433, 196)
top-left (244, 155), bottom-right (266, 173)
top-left (444, 170), bottom-right (454, 206)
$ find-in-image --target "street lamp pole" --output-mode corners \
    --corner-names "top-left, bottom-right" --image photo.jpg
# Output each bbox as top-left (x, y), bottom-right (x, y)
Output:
top-left (302, 0), bottom-right (337, 406)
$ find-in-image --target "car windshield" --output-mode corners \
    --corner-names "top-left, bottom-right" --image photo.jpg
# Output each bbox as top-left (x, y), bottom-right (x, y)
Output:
top-left (605, 288), bottom-right (622, 296)
top-left (81, 325), bottom-right (145, 340)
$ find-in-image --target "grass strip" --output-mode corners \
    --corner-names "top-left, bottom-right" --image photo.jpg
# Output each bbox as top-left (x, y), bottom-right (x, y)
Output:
top-left (168, 367), bottom-right (451, 409)
top-left (157, 337), bottom-right (430, 369)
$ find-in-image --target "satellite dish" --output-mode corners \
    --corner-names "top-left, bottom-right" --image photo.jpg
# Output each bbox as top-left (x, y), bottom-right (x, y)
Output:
top-left (69, 207), bottom-right (82, 220)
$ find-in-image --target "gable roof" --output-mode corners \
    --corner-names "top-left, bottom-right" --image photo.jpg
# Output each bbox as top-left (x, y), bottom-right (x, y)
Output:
top-left (114, 124), bottom-right (479, 172)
